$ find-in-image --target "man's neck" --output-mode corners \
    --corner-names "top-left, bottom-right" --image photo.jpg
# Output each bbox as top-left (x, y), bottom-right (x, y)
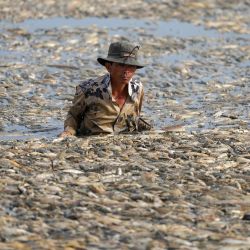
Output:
top-left (111, 79), bottom-right (129, 97)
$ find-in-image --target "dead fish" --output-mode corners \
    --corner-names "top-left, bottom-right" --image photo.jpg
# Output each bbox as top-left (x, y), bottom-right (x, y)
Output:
top-left (88, 183), bottom-right (105, 194)
top-left (62, 169), bottom-right (83, 174)
top-left (46, 64), bottom-right (79, 70)
top-left (162, 124), bottom-right (186, 132)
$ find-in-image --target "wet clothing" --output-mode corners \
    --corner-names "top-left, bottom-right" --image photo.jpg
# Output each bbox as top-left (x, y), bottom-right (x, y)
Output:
top-left (64, 74), bottom-right (151, 135)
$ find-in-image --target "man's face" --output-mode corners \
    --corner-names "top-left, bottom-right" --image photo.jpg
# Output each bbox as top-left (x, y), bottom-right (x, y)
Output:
top-left (106, 62), bottom-right (137, 85)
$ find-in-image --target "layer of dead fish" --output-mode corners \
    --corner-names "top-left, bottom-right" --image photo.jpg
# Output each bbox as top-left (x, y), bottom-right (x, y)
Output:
top-left (1, 130), bottom-right (250, 249)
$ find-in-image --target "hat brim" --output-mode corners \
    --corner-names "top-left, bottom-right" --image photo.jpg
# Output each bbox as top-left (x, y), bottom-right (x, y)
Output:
top-left (97, 57), bottom-right (144, 69)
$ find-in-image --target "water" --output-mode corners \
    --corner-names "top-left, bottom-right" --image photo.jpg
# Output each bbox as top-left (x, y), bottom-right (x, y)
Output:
top-left (0, 120), bottom-right (62, 141)
top-left (1, 17), bottom-right (249, 39)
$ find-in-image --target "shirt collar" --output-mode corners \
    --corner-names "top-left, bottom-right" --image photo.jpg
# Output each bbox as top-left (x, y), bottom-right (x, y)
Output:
top-left (102, 73), bottom-right (139, 100)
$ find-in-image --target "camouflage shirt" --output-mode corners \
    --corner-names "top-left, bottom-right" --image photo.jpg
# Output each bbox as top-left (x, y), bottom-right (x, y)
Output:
top-left (64, 74), bottom-right (148, 135)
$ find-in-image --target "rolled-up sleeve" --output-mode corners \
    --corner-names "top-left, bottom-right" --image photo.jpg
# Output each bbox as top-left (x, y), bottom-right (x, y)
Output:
top-left (64, 86), bottom-right (86, 135)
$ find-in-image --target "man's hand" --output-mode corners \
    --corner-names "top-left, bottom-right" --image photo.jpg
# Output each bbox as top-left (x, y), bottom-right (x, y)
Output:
top-left (58, 131), bottom-right (74, 138)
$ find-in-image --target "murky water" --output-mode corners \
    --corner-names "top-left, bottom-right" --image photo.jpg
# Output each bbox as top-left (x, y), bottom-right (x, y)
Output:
top-left (0, 17), bottom-right (249, 141)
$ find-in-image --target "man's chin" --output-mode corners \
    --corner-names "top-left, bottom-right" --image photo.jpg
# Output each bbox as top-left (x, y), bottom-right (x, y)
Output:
top-left (121, 78), bottom-right (130, 84)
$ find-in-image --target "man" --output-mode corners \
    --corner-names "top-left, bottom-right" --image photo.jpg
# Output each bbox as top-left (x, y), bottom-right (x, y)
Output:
top-left (59, 40), bottom-right (151, 137)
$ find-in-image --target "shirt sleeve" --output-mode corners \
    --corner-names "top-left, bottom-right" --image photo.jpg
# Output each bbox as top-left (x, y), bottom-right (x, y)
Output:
top-left (64, 86), bottom-right (86, 135)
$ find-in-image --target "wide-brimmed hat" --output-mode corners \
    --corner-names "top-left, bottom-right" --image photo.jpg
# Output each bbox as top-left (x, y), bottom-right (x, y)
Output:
top-left (97, 41), bottom-right (144, 69)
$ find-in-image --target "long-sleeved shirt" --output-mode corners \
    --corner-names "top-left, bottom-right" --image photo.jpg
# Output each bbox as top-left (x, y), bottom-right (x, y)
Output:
top-left (64, 73), bottom-right (150, 135)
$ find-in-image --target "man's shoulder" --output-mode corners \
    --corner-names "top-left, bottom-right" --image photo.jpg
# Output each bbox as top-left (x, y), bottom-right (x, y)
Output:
top-left (129, 78), bottom-right (143, 97)
top-left (76, 74), bottom-right (109, 99)
top-left (77, 74), bottom-right (109, 92)
top-left (131, 78), bottom-right (143, 88)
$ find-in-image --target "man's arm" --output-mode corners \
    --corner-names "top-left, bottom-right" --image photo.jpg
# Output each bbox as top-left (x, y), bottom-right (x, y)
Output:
top-left (59, 86), bottom-right (86, 137)
top-left (139, 88), bottom-right (144, 113)
top-left (137, 87), bottom-right (152, 131)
